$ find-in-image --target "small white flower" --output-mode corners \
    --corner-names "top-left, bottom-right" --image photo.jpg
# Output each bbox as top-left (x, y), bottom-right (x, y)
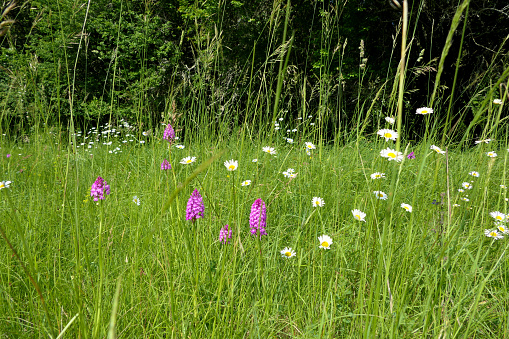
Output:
top-left (462, 182), bottom-right (473, 190)
top-left (224, 159), bottom-right (238, 171)
top-left (278, 118), bottom-right (284, 121)
top-left (262, 146), bottom-right (276, 155)
top-left (490, 211), bottom-right (506, 222)
top-left (175, 144), bottom-right (185, 149)
top-left (485, 229), bottom-right (503, 240)
top-left (385, 116), bottom-right (395, 124)
top-left (0, 181), bottom-right (12, 189)
top-left (475, 139), bottom-right (491, 144)
top-left (370, 172), bottom-right (385, 179)
top-left (461, 197), bottom-right (470, 202)
top-left (374, 191), bottom-right (388, 200)
top-left (180, 156), bottom-right (197, 165)
top-left (280, 247), bottom-right (296, 258)
top-left (469, 171), bottom-right (479, 177)
top-left (139, 140), bottom-right (145, 144)
top-left (318, 235), bottom-right (333, 249)
top-left (133, 196), bottom-right (141, 205)
top-left (305, 142), bottom-right (316, 150)
top-left (401, 203), bottom-right (412, 212)
top-left (274, 123), bottom-right (279, 127)
top-left (493, 99), bottom-right (503, 105)
top-left (380, 148), bottom-right (403, 162)
top-left (142, 131), bottom-right (149, 136)
top-left (496, 223), bottom-right (509, 235)
top-left (252, 159), bottom-right (258, 162)
top-left (312, 197), bottom-right (325, 207)
top-left (286, 138), bottom-right (294, 143)
top-left (310, 123), bottom-right (315, 126)
top-left (500, 185), bottom-right (507, 189)
top-left (457, 188), bottom-right (464, 193)
top-left (306, 149), bottom-right (311, 156)
top-left (416, 107), bottom-right (433, 115)
top-left (377, 129), bottom-right (398, 141)
top-left (241, 180), bottom-right (251, 186)
top-left (351, 209), bottom-right (366, 222)
top-left (292, 129), bottom-right (298, 132)
top-left (486, 151), bottom-right (497, 158)
top-left (430, 145), bottom-right (445, 154)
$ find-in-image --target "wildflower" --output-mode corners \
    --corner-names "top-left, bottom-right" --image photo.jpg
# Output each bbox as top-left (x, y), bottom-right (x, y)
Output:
top-left (161, 159), bottom-right (172, 170)
top-left (163, 124), bottom-right (175, 141)
top-left (306, 150), bottom-right (311, 156)
top-left (274, 123), bottom-right (279, 127)
top-left (142, 131), bottom-right (149, 136)
top-left (318, 235), bottom-right (333, 249)
top-left (462, 182), bottom-right (473, 190)
top-left (241, 180), bottom-right (251, 186)
top-left (292, 129), bottom-right (297, 132)
top-left (310, 123), bottom-right (315, 126)
top-left (457, 188), bottom-right (464, 193)
top-left (430, 145), bottom-right (445, 154)
top-left (180, 156), bottom-right (196, 165)
top-left (219, 225), bottom-right (232, 244)
top-left (133, 196), bottom-right (140, 205)
top-left (490, 211), bottom-right (506, 222)
top-left (312, 197), bottom-right (325, 207)
top-left (175, 144), bottom-right (185, 149)
top-left (305, 142), bottom-right (316, 150)
top-left (249, 199), bottom-right (267, 238)
top-left (286, 138), bottom-right (294, 143)
top-left (351, 209), bottom-right (366, 222)
top-left (496, 224), bottom-right (509, 235)
top-left (224, 159), bottom-right (238, 171)
top-left (0, 180), bottom-right (11, 189)
top-left (90, 176), bottom-right (111, 201)
top-left (374, 191), bottom-right (388, 200)
top-left (370, 172), bottom-right (385, 179)
top-left (252, 159), bottom-right (258, 163)
top-left (407, 151), bottom-right (415, 159)
top-left (385, 117), bottom-right (395, 125)
top-left (461, 197), bottom-right (470, 202)
top-left (6, 154), bottom-right (11, 158)
top-left (500, 185), bottom-right (507, 189)
top-left (493, 99), bottom-right (503, 105)
top-left (475, 139), bottom-right (491, 144)
top-left (279, 118), bottom-right (284, 121)
top-left (186, 189), bottom-right (204, 221)
top-left (484, 229), bottom-right (503, 240)
top-left (486, 151), bottom-right (497, 158)
top-left (401, 203), bottom-right (412, 212)
top-left (262, 146), bottom-right (276, 155)
top-left (377, 129), bottom-right (398, 141)
top-left (469, 171), bottom-right (480, 177)
top-left (416, 107), bottom-right (433, 115)
top-left (280, 247), bottom-right (296, 258)
top-left (283, 168), bottom-right (296, 178)
top-left (139, 140), bottom-right (145, 144)
top-left (380, 148), bottom-right (403, 162)
top-left (453, 204), bottom-right (460, 207)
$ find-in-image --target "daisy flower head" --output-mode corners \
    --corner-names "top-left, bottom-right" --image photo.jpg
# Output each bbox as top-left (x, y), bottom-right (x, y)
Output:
top-left (292, 128), bottom-right (298, 132)
top-left (374, 191), bottom-right (388, 200)
top-left (370, 172), bottom-right (385, 179)
top-left (401, 203), bottom-right (412, 212)
top-left (0, 180), bottom-right (12, 189)
top-left (306, 149), bottom-right (311, 156)
top-left (469, 171), bottom-right (479, 177)
top-left (305, 142), bottom-right (316, 150)
top-left (461, 197), bottom-right (470, 202)
top-left (180, 156), bottom-right (196, 165)
top-left (280, 247), bottom-right (296, 258)
top-left (286, 138), bottom-right (294, 144)
top-left (380, 148), bottom-right (403, 162)
top-left (241, 180), bottom-right (251, 186)
top-left (133, 196), bottom-right (140, 205)
top-left (485, 229), bottom-right (503, 240)
top-left (252, 159), bottom-right (258, 163)
top-left (500, 185), bottom-right (507, 189)
top-left (142, 131), bottom-right (149, 136)
top-left (351, 209), bottom-right (366, 222)
top-left (458, 188), bottom-right (464, 192)
top-left (490, 211), bottom-right (506, 222)
top-left (377, 129), bottom-right (398, 141)
top-left (224, 159), bottom-right (238, 171)
top-left (262, 146), bottom-right (276, 155)
top-left (430, 145), bottom-right (445, 154)
top-left (312, 197), bottom-right (325, 207)
top-left (385, 116), bottom-right (395, 125)
top-left (493, 99), bottom-right (503, 105)
top-left (475, 139), bottom-right (491, 144)
top-left (416, 107), bottom-right (433, 115)
top-left (175, 144), bottom-right (185, 149)
top-left (486, 151), bottom-right (497, 158)
top-left (496, 224), bottom-right (509, 235)
top-left (318, 235), bottom-right (333, 249)
top-left (462, 182), bottom-right (473, 190)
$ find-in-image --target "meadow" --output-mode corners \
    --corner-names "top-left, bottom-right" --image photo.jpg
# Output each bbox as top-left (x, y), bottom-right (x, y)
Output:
top-left (1, 112), bottom-right (509, 337)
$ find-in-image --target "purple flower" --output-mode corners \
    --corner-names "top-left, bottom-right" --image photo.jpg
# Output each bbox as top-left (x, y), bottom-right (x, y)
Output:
top-left (6, 154), bottom-right (11, 158)
top-left (163, 124), bottom-right (175, 142)
top-left (161, 159), bottom-right (172, 170)
top-left (249, 199), bottom-right (267, 238)
top-left (219, 224), bottom-right (232, 244)
top-left (90, 176), bottom-right (111, 202)
top-left (407, 151), bottom-right (415, 159)
top-left (186, 189), bottom-right (204, 221)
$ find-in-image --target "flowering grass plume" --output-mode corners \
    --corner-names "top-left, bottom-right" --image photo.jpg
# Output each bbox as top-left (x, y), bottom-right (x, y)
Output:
top-left (186, 189), bottom-right (205, 221)
top-left (90, 176), bottom-right (110, 201)
top-left (249, 198), bottom-right (267, 238)
top-left (161, 159), bottom-right (172, 170)
top-left (219, 225), bottom-right (232, 244)
top-left (163, 123), bottom-right (175, 141)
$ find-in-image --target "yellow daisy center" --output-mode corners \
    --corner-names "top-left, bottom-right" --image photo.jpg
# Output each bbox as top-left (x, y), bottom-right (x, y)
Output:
top-left (315, 201), bottom-right (320, 205)
top-left (0, 184), bottom-right (4, 188)
top-left (321, 241), bottom-right (329, 247)
top-left (498, 227), bottom-right (505, 232)
top-left (422, 110), bottom-right (428, 114)
top-left (378, 194), bottom-right (384, 197)
top-left (355, 215), bottom-right (361, 220)
top-left (388, 152), bottom-right (396, 158)
top-left (186, 159), bottom-right (192, 163)
top-left (496, 216), bottom-right (503, 220)
top-left (384, 133), bottom-right (392, 138)
top-left (490, 232), bottom-right (498, 237)
top-left (285, 252), bottom-right (292, 257)
top-left (228, 165), bottom-right (235, 170)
